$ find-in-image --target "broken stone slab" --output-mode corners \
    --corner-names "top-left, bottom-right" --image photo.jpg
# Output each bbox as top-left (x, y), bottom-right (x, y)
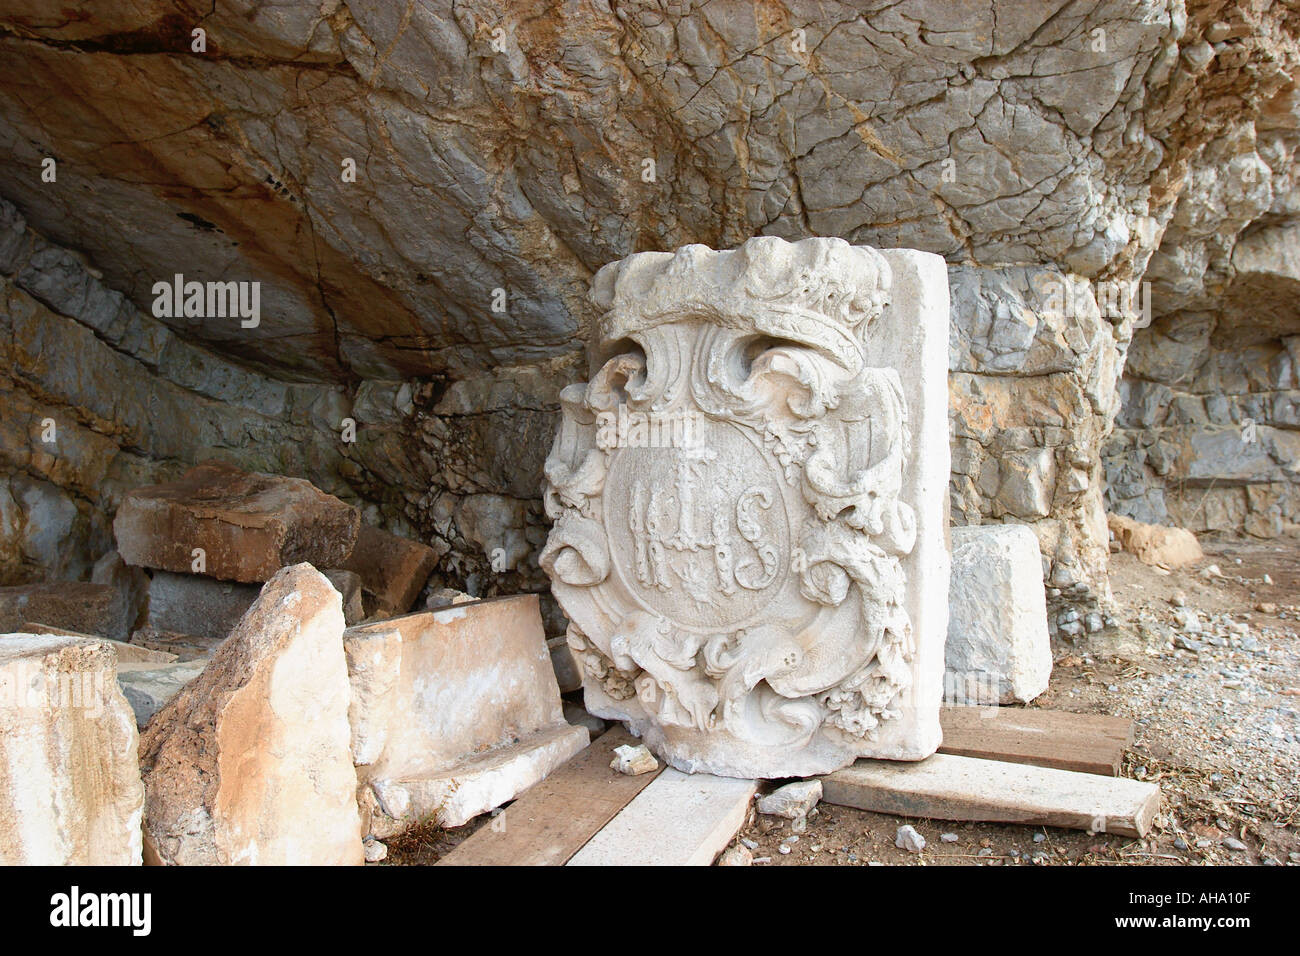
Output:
top-left (341, 523), bottom-right (439, 617)
top-left (542, 238), bottom-right (950, 777)
top-left (20, 622), bottom-right (177, 664)
top-left (146, 570), bottom-right (261, 642)
top-left (945, 525), bottom-right (1052, 705)
top-left (1108, 514), bottom-right (1205, 569)
top-left (756, 779), bottom-right (823, 820)
top-left (114, 461), bottom-right (360, 583)
top-left (0, 633), bottom-right (144, 864)
top-left (128, 626), bottom-right (222, 662)
top-left (0, 582), bottom-right (128, 641)
top-left (344, 593), bottom-right (588, 835)
top-left (117, 660), bottom-right (207, 729)
top-left (822, 754), bottom-right (1161, 838)
top-left (139, 564), bottom-right (363, 865)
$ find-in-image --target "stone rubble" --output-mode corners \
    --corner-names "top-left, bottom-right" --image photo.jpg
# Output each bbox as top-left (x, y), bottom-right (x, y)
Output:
top-left (610, 744), bottom-right (659, 777)
top-left (756, 780), bottom-right (824, 821)
top-left (1107, 514), bottom-right (1205, 569)
top-left (895, 825), bottom-right (927, 854)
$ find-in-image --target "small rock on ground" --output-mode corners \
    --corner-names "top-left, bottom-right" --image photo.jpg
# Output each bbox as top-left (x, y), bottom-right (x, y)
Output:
top-left (757, 779), bottom-right (823, 820)
top-left (717, 844), bottom-right (753, 866)
top-left (610, 743), bottom-right (658, 776)
top-left (896, 825), bottom-right (926, 853)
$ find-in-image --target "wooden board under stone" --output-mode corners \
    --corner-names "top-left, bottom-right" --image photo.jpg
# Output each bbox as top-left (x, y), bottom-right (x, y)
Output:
top-left (939, 706), bottom-right (1134, 776)
top-left (822, 753), bottom-right (1160, 837)
top-left (567, 768), bottom-right (757, 866)
top-left (436, 726), bottom-right (664, 866)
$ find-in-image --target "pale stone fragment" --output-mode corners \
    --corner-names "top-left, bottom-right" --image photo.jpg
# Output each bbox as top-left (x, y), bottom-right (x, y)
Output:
top-left (0, 633), bottom-right (144, 865)
top-left (945, 525), bottom-right (1052, 705)
top-left (139, 564), bottom-right (363, 865)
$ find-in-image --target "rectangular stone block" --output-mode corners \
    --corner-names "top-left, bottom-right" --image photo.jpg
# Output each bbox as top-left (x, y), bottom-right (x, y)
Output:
top-left (541, 238), bottom-right (950, 777)
top-left (341, 524), bottom-right (439, 617)
top-left (114, 461), bottom-right (360, 583)
top-left (0, 582), bottom-right (127, 641)
top-left (945, 524), bottom-right (1052, 705)
top-left (146, 570), bottom-right (260, 642)
top-left (0, 633), bottom-right (144, 864)
top-left (345, 594), bottom-right (588, 835)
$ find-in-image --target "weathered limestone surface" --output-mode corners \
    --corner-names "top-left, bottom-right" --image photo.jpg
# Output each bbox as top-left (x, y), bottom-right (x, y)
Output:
top-left (946, 525), bottom-right (1052, 706)
top-left (345, 593), bottom-right (587, 835)
top-left (139, 564), bottom-right (363, 865)
top-left (115, 462), bottom-right (361, 583)
top-left (543, 237), bottom-right (948, 778)
top-left (0, 633), bottom-right (144, 865)
top-left (0, 581), bottom-right (127, 640)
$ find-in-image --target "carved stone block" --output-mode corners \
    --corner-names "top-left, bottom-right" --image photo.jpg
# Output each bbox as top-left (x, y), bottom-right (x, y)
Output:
top-left (541, 237), bottom-right (950, 778)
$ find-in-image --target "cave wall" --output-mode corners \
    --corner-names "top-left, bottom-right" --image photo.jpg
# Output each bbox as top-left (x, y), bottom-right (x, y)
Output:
top-left (1, 1), bottom-right (1298, 617)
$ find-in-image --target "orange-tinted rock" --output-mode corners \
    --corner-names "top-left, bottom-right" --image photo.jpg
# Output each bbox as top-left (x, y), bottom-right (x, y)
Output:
top-left (114, 462), bottom-right (359, 583)
top-left (1107, 514), bottom-right (1205, 568)
top-left (139, 564), bottom-right (363, 865)
top-left (340, 524), bottom-right (438, 617)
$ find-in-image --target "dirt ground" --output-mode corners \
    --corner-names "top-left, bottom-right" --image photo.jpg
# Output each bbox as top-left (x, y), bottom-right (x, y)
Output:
top-left (387, 534), bottom-right (1300, 867)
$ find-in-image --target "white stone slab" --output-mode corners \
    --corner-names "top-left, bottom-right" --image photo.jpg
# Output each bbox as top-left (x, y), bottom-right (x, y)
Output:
top-left (345, 594), bottom-right (588, 837)
top-left (946, 524), bottom-right (1052, 704)
top-left (0, 633), bottom-right (144, 865)
top-left (822, 753), bottom-right (1160, 837)
top-left (567, 769), bottom-right (757, 866)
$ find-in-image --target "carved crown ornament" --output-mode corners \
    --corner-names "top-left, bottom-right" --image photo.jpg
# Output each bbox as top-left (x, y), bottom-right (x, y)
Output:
top-left (541, 236), bottom-right (948, 777)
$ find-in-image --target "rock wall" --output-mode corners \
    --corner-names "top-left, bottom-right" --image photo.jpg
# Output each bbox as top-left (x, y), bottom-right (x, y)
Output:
top-left (0, 197), bottom-right (359, 583)
top-left (1, 1), bottom-right (1299, 614)
top-left (1106, 84), bottom-right (1300, 539)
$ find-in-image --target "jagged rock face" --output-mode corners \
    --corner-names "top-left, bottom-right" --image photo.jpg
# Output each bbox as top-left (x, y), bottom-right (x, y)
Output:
top-left (1, 2), bottom-right (1298, 605)
top-left (1107, 83), bottom-right (1300, 538)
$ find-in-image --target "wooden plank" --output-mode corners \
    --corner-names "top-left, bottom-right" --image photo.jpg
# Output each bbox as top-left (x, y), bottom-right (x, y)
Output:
top-left (822, 753), bottom-right (1160, 838)
top-left (939, 706), bottom-right (1134, 776)
top-left (436, 726), bottom-right (663, 866)
top-left (567, 769), bottom-right (757, 866)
